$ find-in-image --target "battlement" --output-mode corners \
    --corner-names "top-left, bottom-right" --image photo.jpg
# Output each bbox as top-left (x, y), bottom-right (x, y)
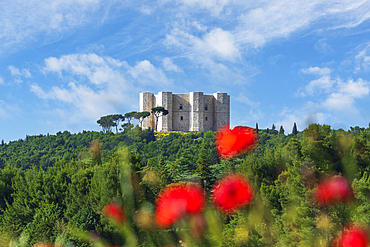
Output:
top-left (140, 92), bottom-right (230, 131)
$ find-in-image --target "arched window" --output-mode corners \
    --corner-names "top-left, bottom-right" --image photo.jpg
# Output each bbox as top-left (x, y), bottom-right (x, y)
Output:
top-left (205, 117), bottom-right (208, 121)
top-left (205, 105), bottom-right (208, 110)
top-left (179, 104), bottom-right (183, 110)
top-left (181, 116), bottom-right (183, 120)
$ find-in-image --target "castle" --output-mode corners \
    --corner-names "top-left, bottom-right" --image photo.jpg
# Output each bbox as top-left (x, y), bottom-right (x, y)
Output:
top-left (140, 92), bottom-right (230, 131)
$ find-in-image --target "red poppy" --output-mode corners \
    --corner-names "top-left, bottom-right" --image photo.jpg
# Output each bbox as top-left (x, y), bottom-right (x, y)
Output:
top-left (154, 183), bottom-right (205, 229)
top-left (314, 176), bottom-right (354, 206)
top-left (215, 125), bottom-right (258, 160)
top-left (103, 202), bottom-right (125, 225)
top-left (333, 224), bottom-right (370, 247)
top-left (211, 174), bottom-right (254, 214)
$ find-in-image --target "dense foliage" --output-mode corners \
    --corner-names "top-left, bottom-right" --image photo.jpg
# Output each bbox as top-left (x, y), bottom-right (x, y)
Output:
top-left (0, 124), bottom-right (369, 246)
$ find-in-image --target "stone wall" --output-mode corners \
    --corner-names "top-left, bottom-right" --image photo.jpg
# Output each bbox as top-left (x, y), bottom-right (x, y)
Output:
top-left (140, 91), bottom-right (230, 131)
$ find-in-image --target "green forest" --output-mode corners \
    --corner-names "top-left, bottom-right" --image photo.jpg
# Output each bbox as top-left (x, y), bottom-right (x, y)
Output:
top-left (0, 123), bottom-right (370, 246)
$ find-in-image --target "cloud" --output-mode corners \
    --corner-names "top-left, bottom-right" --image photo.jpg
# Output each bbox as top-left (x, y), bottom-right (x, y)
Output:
top-left (355, 42), bottom-right (370, 72)
top-left (169, 0), bottom-right (231, 15)
top-left (139, 5), bottom-right (156, 15)
top-left (8, 65), bottom-right (31, 77)
top-left (234, 1), bottom-right (370, 48)
top-left (300, 66), bottom-right (331, 76)
top-left (33, 53), bottom-right (172, 124)
top-left (165, 27), bottom-right (240, 62)
top-left (275, 102), bottom-right (327, 134)
top-left (299, 67), bottom-right (334, 95)
top-left (234, 93), bottom-right (258, 107)
top-left (323, 78), bottom-right (369, 112)
top-left (315, 38), bottom-right (332, 53)
top-left (129, 60), bottom-right (172, 86)
top-left (0, 0), bottom-right (115, 55)
top-left (162, 57), bottom-right (183, 72)
top-left (0, 77), bottom-right (4, 85)
top-left (0, 100), bottom-right (20, 119)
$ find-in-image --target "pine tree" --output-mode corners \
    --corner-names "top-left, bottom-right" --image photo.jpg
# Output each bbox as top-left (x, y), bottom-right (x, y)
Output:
top-left (272, 124), bottom-right (276, 130)
top-left (256, 123), bottom-right (259, 134)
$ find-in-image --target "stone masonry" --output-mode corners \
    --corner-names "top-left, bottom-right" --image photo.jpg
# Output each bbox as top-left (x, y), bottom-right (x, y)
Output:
top-left (140, 92), bottom-right (230, 131)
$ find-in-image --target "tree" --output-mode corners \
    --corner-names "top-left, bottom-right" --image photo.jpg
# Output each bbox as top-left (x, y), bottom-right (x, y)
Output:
top-left (134, 111), bottom-right (151, 128)
top-left (279, 126), bottom-right (285, 135)
top-left (256, 123), bottom-right (259, 134)
top-left (151, 107), bottom-right (169, 131)
top-left (196, 141), bottom-right (212, 192)
top-left (292, 122), bottom-right (298, 135)
top-left (272, 124), bottom-right (276, 130)
top-left (110, 114), bottom-right (125, 133)
top-left (124, 111), bottom-right (138, 125)
top-left (97, 116), bottom-right (115, 133)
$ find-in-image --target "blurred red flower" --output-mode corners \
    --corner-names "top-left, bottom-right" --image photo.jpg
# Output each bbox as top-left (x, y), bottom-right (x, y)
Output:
top-left (211, 174), bottom-right (254, 214)
top-left (154, 183), bottom-right (205, 229)
top-left (215, 125), bottom-right (258, 160)
top-left (333, 224), bottom-right (370, 247)
top-left (314, 176), bottom-right (354, 206)
top-left (103, 202), bottom-right (125, 225)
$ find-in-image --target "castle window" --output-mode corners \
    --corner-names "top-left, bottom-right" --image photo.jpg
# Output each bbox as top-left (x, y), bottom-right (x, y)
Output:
top-left (181, 116), bottom-right (183, 120)
top-left (205, 117), bottom-right (208, 121)
top-left (179, 104), bottom-right (183, 110)
top-left (205, 105), bottom-right (208, 110)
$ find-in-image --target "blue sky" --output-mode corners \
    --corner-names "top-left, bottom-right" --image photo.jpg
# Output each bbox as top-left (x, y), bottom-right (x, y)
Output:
top-left (1, 0), bottom-right (370, 143)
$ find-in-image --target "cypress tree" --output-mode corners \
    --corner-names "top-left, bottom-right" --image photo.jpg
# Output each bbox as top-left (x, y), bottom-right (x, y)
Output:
top-left (272, 124), bottom-right (276, 130)
top-left (292, 122), bottom-right (298, 135)
top-left (279, 126), bottom-right (285, 135)
top-left (196, 141), bottom-right (212, 192)
top-left (256, 123), bottom-right (259, 134)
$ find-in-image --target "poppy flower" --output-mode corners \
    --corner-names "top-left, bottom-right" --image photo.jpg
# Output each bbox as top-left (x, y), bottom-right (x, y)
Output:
top-left (154, 183), bottom-right (205, 229)
top-left (211, 174), bottom-right (254, 214)
top-left (332, 224), bottom-right (369, 247)
top-left (314, 176), bottom-right (354, 206)
top-left (103, 202), bottom-right (125, 225)
top-left (215, 125), bottom-right (258, 160)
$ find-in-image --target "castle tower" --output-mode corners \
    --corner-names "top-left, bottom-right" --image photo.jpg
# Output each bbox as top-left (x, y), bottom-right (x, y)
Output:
top-left (155, 92), bottom-right (173, 131)
top-left (189, 92), bottom-right (204, 131)
top-left (140, 91), bottom-right (229, 132)
top-left (213, 92), bottom-right (230, 130)
top-left (140, 92), bottom-right (155, 129)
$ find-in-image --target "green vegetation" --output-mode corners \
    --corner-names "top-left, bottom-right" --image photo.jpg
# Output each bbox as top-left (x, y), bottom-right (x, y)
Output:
top-left (0, 124), bottom-right (369, 246)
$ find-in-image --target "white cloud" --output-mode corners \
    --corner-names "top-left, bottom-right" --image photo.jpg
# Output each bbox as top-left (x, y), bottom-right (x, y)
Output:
top-left (323, 78), bottom-right (369, 112)
top-left (8, 65), bottom-right (31, 77)
top-left (234, 0), bottom-right (370, 48)
top-left (165, 27), bottom-right (240, 62)
top-left (298, 67), bottom-right (334, 95)
top-left (234, 93), bottom-right (258, 107)
top-left (0, 100), bottom-right (20, 119)
top-left (129, 60), bottom-right (172, 86)
top-left (305, 76), bottom-right (336, 95)
top-left (34, 53), bottom-right (172, 124)
top-left (300, 66), bottom-right (331, 76)
top-left (139, 5), bottom-right (156, 15)
top-left (162, 57), bottom-right (183, 72)
top-left (0, 77), bottom-right (4, 85)
top-left (275, 102), bottom-right (328, 134)
top-left (355, 43), bottom-right (370, 72)
top-left (0, 0), bottom-right (113, 54)
top-left (170, 0), bottom-right (231, 15)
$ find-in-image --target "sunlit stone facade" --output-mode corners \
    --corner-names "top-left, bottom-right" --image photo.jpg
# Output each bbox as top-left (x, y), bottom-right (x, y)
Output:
top-left (140, 92), bottom-right (230, 131)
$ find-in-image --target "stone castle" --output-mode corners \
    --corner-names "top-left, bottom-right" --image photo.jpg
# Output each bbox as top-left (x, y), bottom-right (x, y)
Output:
top-left (140, 92), bottom-right (230, 131)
